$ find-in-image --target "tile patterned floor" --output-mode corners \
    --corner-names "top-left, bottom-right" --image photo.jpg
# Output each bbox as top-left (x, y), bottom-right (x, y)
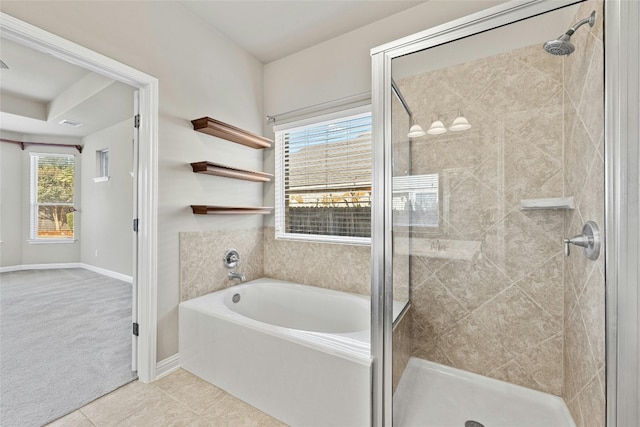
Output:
top-left (46, 369), bottom-right (287, 426)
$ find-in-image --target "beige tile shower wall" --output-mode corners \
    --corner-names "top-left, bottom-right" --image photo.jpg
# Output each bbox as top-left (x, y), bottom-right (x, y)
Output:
top-left (397, 43), bottom-right (566, 395)
top-left (179, 229), bottom-right (264, 302)
top-left (562, 1), bottom-right (605, 426)
top-left (392, 309), bottom-right (414, 391)
top-left (262, 227), bottom-right (370, 295)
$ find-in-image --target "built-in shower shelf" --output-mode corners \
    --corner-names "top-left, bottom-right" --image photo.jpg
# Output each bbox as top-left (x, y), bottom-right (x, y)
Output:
top-left (191, 161), bottom-right (273, 182)
top-left (191, 117), bottom-right (272, 149)
top-left (190, 205), bottom-right (273, 215)
top-left (520, 197), bottom-right (575, 210)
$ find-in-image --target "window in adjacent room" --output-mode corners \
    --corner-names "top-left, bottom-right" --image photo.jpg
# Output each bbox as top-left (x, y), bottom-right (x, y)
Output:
top-left (29, 153), bottom-right (76, 241)
top-left (94, 148), bottom-right (109, 182)
top-left (274, 106), bottom-right (372, 244)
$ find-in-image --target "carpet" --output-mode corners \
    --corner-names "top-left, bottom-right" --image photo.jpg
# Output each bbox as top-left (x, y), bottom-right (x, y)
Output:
top-left (0, 268), bottom-right (137, 427)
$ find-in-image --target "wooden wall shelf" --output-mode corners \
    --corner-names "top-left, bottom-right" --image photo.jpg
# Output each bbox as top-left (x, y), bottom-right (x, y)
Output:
top-left (191, 161), bottom-right (272, 182)
top-left (191, 205), bottom-right (273, 215)
top-left (191, 117), bottom-right (272, 149)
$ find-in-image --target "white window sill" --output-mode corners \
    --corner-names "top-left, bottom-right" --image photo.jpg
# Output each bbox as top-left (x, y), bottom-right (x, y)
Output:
top-left (93, 176), bottom-right (110, 183)
top-left (27, 239), bottom-right (77, 245)
top-left (275, 232), bottom-right (371, 246)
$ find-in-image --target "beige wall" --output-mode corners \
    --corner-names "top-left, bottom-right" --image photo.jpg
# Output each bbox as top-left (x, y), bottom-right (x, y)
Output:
top-left (0, 131), bottom-right (83, 267)
top-left (562, 1), bottom-right (605, 425)
top-left (0, 133), bottom-right (23, 267)
top-left (80, 119), bottom-right (134, 276)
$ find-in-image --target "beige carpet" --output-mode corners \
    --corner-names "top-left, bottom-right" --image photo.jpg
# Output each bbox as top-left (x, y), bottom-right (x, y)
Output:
top-left (0, 268), bottom-right (137, 427)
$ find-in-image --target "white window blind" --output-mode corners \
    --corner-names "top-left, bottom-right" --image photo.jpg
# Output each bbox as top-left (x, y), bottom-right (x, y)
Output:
top-left (275, 108), bottom-right (372, 244)
top-left (30, 153), bottom-right (76, 240)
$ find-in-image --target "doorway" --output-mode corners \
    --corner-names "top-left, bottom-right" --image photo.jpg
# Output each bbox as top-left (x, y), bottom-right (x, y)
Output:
top-left (0, 11), bottom-right (158, 425)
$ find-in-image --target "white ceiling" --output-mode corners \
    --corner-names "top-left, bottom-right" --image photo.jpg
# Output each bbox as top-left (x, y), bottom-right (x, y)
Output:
top-left (0, 0), bottom-right (579, 140)
top-left (179, 0), bottom-right (426, 63)
top-left (0, 38), bottom-right (135, 139)
top-left (0, 1), bottom-right (424, 140)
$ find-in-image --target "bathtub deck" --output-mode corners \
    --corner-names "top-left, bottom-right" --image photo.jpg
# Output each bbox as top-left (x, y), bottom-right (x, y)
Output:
top-left (394, 358), bottom-right (575, 427)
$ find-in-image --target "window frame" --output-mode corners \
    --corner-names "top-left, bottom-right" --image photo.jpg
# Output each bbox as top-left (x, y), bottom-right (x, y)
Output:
top-left (94, 148), bottom-right (110, 182)
top-left (29, 152), bottom-right (76, 242)
top-left (274, 105), bottom-right (372, 245)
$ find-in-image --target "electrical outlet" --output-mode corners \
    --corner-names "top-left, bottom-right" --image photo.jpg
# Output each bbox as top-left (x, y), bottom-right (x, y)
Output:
top-left (95, 249), bottom-right (99, 257)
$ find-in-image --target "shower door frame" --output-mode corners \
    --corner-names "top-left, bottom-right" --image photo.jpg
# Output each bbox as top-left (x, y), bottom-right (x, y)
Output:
top-left (370, 0), bottom-right (640, 425)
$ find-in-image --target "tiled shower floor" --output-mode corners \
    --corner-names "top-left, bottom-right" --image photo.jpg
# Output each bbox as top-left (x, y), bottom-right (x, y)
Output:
top-left (394, 358), bottom-right (576, 427)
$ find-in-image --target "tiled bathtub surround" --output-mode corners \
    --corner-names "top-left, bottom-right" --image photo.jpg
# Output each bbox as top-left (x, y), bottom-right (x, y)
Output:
top-left (562, 1), bottom-right (605, 425)
top-left (180, 227), bottom-right (371, 300)
top-left (179, 228), bottom-right (264, 301)
top-left (262, 227), bottom-right (371, 296)
top-left (397, 41), bottom-right (566, 396)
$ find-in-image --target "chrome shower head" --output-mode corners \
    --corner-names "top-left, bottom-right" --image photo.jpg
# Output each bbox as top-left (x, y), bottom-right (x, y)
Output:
top-left (543, 10), bottom-right (596, 56)
top-left (544, 33), bottom-right (575, 56)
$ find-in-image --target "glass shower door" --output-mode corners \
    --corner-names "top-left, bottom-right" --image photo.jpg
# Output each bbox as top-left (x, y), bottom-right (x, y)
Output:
top-left (372, 1), bottom-right (606, 425)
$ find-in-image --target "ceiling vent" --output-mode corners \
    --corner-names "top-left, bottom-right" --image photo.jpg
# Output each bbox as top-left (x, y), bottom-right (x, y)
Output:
top-left (58, 119), bottom-right (84, 128)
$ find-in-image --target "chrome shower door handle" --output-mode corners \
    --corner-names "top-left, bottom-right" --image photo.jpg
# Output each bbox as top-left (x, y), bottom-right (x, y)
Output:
top-left (564, 220), bottom-right (600, 260)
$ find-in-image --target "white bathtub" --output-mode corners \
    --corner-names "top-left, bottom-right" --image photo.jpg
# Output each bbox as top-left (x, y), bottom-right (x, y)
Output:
top-left (179, 278), bottom-right (372, 426)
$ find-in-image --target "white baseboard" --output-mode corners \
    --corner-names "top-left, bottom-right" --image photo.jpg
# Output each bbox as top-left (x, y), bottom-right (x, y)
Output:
top-left (80, 263), bottom-right (132, 283)
top-left (0, 262), bottom-right (133, 283)
top-left (0, 262), bottom-right (83, 273)
top-left (156, 353), bottom-right (180, 380)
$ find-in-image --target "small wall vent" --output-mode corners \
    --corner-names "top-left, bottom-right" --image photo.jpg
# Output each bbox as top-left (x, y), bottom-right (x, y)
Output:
top-left (58, 119), bottom-right (84, 128)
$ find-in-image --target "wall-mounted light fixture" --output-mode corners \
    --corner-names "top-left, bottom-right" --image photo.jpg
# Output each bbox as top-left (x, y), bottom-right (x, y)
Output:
top-left (408, 112), bottom-right (472, 138)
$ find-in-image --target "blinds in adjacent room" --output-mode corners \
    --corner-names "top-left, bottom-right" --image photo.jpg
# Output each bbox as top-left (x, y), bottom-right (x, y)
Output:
top-left (274, 108), bottom-right (372, 243)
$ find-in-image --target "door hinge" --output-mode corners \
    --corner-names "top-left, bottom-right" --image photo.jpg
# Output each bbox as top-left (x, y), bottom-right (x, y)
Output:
top-left (133, 322), bottom-right (139, 337)
top-left (133, 218), bottom-right (139, 232)
top-left (134, 114), bottom-right (140, 128)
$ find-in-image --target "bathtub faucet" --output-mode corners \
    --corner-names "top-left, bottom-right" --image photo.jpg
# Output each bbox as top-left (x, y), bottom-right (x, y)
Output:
top-left (228, 271), bottom-right (246, 282)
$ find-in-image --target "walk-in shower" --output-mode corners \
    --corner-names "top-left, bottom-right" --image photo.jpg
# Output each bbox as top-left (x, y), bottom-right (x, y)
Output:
top-left (371, 0), bottom-right (606, 425)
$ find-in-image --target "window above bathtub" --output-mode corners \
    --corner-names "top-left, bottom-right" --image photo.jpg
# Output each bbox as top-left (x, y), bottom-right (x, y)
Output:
top-left (274, 106), bottom-right (371, 245)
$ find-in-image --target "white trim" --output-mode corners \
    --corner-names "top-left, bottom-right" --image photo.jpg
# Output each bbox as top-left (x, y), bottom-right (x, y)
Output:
top-left (276, 233), bottom-right (370, 246)
top-left (27, 239), bottom-right (77, 244)
top-left (274, 106), bottom-right (373, 246)
top-left (80, 263), bottom-right (133, 283)
top-left (0, 12), bottom-right (159, 383)
top-left (605, 0), bottom-right (640, 425)
top-left (0, 263), bottom-right (132, 283)
top-left (272, 104), bottom-right (371, 132)
top-left (267, 92), bottom-right (371, 125)
top-left (155, 353), bottom-right (181, 379)
top-left (0, 262), bottom-right (83, 273)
